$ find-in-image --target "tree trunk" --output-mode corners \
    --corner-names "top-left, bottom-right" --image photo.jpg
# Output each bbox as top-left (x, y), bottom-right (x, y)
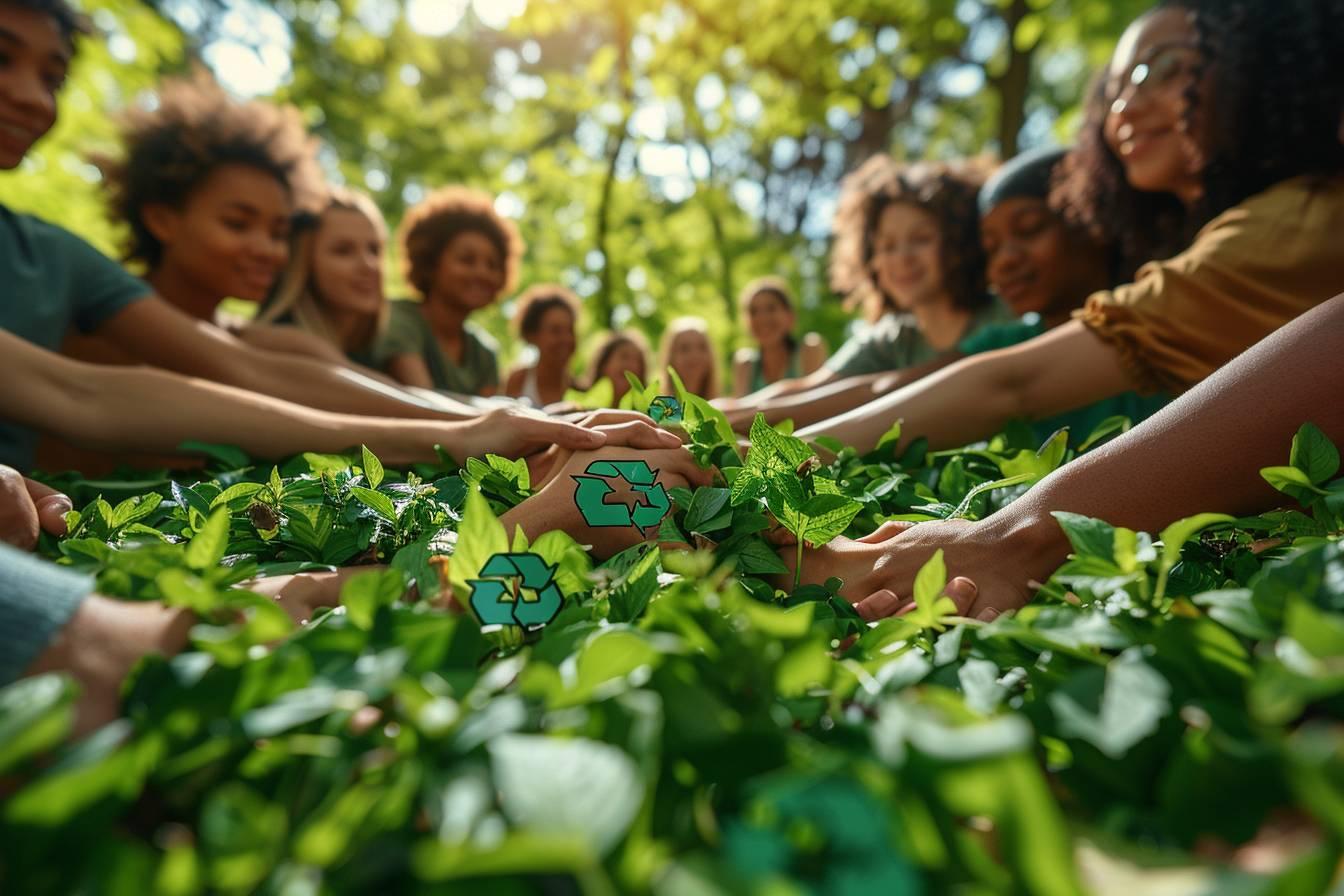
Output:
top-left (996, 0), bottom-right (1036, 158)
top-left (594, 4), bottom-right (633, 329)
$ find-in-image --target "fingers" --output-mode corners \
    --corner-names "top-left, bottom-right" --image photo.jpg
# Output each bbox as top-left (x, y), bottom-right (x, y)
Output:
top-left (25, 478), bottom-right (72, 537)
top-left (0, 465), bottom-right (39, 551)
top-left (591, 421), bottom-right (683, 450)
top-left (945, 576), bottom-right (979, 614)
top-left (535, 418), bottom-right (608, 451)
top-left (855, 589), bottom-right (902, 621)
top-left (854, 520), bottom-right (918, 544)
top-left (854, 577), bottom-right (984, 622)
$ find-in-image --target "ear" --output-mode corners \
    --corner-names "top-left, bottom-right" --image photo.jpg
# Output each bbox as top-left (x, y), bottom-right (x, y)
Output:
top-left (140, 203), bottom-right (180, 247)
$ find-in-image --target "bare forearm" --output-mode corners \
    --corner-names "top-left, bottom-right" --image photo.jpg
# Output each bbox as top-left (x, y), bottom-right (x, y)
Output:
top-left (1011, 297), bottom-right (1344, 535)
top-left (749, 374), bottom-right (889, 429)
top-left (232, 354), bottom-right (478, 420)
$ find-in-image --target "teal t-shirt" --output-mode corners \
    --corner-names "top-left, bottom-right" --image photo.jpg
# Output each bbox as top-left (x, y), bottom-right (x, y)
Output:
top-left (957, 315), bottom-right (1171, 446)
top-left (825, 301), bottom-right (1015, 379)
top-left (372, 300), bottom-right (500, 396)
top-left (0, 206), bottom-right (151, 469)
top-left (0, 541), bottom-right (92, 684)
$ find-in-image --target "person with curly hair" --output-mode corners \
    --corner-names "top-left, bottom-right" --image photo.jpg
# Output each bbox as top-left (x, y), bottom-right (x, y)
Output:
top-left (717, 156), bottom-right (1011, 429)
top-left (251, 186), bottom-right (391, 367)
top-left (503, 283), bottom-right (580, 406)
top-left (658, 317), bottom-right (721, 399)
top-left (376, 186), bottom-right (523, 397)
top-left (730, 277), bottom-right (826, 396)
top-left (796, 0), bottom-right (1344, 457)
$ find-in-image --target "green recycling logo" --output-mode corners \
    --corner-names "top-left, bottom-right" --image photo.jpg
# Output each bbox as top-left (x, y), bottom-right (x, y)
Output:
top-left (648, 395), bottom-right (683, 424)
top-left (572, 459), bottom-right (672, 535)
top-left (468, 552), bottom-right (565, 628)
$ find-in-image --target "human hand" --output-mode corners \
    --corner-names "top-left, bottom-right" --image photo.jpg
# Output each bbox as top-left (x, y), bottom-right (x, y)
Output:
top-left (503, 445), bottom-right (714, 559)
top-left (0, 466), bottom-right (73, 551)
top-left (242, 566), bottom-right (377, 624)
top-left (844, 516), bottom-right (1067, 622)
top-left (528, 414), bottom-right (685, 489)
top-left (25, 595), bottom-right (194, 737)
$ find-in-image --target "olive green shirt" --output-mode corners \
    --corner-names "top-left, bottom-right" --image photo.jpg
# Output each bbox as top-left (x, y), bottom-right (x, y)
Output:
top-left (824, 300), bottom-right (1015, 378)
top-left (373, 300), bottom-right (500, 396)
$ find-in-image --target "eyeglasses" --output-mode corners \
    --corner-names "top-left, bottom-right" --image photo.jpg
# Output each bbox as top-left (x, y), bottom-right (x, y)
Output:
top-left (1108, 42), bottom-right (1203, 115)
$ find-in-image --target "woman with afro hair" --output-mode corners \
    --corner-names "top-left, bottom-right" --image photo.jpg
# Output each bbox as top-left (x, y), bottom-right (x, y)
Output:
top-left (795, 0), bottom-right (1344, 457)
top-left (719, 155), bottom-right (1012, 429)
top-left (374, 186), bottom-right (524, 397)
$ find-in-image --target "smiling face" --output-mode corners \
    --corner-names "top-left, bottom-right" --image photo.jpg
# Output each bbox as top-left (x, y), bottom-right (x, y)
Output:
top-left (1104, 8), bottom-right (1212, 202)
top-left (146, 163), bottom-right (292, 306)
top-left (529, 305), bottom-right (577, 363)
top-left (869, 202), bottom-right (947, 311)
top-left (981, 197), bottom-right (1093, 317)
top-left (745, 289), bottom-right (795, 348)
top-left (430, 230), bottom-right (506, 313)
top-left (311, 207), bottom-right (384, 316)
top-left (0, 5), bottom-right (70, 169)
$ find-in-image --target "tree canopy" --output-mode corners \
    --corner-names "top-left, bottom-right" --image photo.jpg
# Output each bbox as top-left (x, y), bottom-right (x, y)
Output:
top-left (1, 0), bottom-right (1147, 367)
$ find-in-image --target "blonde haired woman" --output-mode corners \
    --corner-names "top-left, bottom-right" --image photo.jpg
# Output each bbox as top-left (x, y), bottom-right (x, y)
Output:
top-left (250, 186), bottom-right (389, 365)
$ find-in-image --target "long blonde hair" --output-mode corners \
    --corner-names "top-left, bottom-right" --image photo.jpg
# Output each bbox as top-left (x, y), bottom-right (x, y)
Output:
top-left (257, 186), bottom-right (389, 354)
top-left (658, 317), bottom-right (720, 399)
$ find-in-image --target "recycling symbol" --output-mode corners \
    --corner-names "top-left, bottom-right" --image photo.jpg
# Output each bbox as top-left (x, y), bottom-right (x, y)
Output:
top-left (648, 395), bottom-right (683, 424)
top-left (467, 552), bottom-right (565, 628)
top-left (572, 459), bottom-right (672, 535)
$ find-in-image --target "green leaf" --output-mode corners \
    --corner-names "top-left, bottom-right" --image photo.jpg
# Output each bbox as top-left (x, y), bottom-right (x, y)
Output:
top-left (1052, 512), bottom-right (1116, 562)
top-left (361, 444), bottom-right (385, 490)
top-left (1048, 649), bottom-right (1172, 759)
top-left (684, 487), bottom-right (733, 533)
top-left (186, 509), bottom-right (230, 571)
top-left (0, 674), bottom-right (75, 774)
top-left (350, 486), bottom-right (398, 523)
top-left (1262, 465), bottom-right (1329, 501)
top-left (448, 488), bottom-right (509, 604)
top-left (1290, 423), bottom-right (1341, 484)
top-left (489, 735), bottom-right (642, 857)
top-left (342, 568), bottom-right (409, 630)
top-left (906, 549), bottom-right (958, 631)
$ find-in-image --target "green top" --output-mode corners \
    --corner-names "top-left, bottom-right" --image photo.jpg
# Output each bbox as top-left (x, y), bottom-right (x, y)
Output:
top-left (0, 542), bottom-right (93, 684)
top-left (956, 315), bottom-right (1171, 446)
top-left (372, 300), bottom-right (500, 396)
top-left (745, 345), bottom-right (803, 393)
top-left (0, 205), bottom-right (151, 469)
top-left (824, 300), bottom-right (1015, 379)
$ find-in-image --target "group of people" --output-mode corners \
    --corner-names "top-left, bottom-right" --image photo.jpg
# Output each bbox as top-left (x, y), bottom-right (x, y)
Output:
top-left (4, 0), bottom-right (1344, 734)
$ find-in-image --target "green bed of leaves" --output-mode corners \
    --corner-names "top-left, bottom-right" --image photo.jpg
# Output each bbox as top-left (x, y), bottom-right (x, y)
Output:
top-left (3, 400), bottom-right (1344, 896)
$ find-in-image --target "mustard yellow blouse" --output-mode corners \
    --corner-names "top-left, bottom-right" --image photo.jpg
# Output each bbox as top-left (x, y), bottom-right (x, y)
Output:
top-left (1078, 174), bottom-right (1344, 394)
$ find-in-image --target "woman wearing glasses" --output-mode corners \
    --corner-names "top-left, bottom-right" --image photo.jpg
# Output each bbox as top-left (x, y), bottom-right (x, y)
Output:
top-left (794, 0), bottom-right (1344, 456)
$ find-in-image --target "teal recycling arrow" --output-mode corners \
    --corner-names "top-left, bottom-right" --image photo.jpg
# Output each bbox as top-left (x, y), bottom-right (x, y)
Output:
top-left (467, 552), bottom-right (565, 628)
top-left (572, 459), bottom-right (673, 536)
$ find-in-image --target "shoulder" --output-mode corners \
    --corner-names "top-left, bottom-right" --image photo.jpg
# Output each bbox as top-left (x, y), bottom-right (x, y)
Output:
top-left (503, 365), bottom-right (529, 391)
top-left (242, 322), bottom-right (345, 363)
top-left (1192, 174), bottom-right (1344, 259)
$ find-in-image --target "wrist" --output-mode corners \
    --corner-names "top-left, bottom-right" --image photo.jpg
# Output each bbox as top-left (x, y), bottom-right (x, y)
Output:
top-left (980, 503), bottom-right (1072, 586)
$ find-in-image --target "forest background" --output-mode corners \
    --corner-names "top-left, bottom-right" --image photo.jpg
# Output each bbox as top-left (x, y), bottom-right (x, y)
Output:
top-left (0, 0), bottom-right (1148, 372)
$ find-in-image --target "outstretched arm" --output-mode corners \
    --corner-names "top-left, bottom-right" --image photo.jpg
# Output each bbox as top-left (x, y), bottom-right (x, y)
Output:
top-left (796, 321), bottom-right (1132, 454)
top-left (847, 295), bottom-right (1344, 619)
top-left (2, 330), bottom-right (680, 467)
top-left (98, 297), bottom-right (481, 420)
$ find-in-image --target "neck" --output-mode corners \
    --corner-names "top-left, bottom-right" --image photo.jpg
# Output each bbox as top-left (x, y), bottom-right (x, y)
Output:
top-left (147, 264), bottom-right (222, 322)
top-left (911, 297), bottom-right (971, 351)
top-left (534, 353), bottom-right (570, 378)
top-left (422, 293), bottom-right (468, 337)
top-left (326, 305), bottom-right (372, 353)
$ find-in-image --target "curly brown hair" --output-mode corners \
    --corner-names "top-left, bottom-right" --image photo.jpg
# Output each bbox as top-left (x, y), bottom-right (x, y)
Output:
top-left (1052, 0), bottom-right (1344, 278)
top-left (830, 155), bottom-right (991, 321)
top-left (512, 282), bottom-right (580, 341)
top-left (97, 70), bottom-right (323, 269)
top-left (12, 0), bottom-right (90, 46)
top-left (397, 186), bottom-right (524, 300)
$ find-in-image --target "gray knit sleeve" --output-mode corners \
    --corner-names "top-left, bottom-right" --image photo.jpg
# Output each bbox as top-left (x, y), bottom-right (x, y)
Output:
top-left (0, 543), bottom-right (92, 684)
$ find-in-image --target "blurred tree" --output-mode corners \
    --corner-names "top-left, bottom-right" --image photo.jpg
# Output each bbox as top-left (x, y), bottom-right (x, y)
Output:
top-left (2, 0), bottom-right (1147, 376)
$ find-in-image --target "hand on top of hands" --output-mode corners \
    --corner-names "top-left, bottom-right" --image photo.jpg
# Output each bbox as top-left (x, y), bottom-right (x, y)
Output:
top-left (0, 465), bottom-right (73, 551)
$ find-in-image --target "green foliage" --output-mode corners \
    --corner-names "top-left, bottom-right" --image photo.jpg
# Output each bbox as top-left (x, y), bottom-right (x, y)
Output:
top-left (7, 415), bottom-right (1344, 893)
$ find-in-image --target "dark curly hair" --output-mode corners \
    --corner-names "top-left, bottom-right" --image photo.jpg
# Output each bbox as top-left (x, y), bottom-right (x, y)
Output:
top-left (97, 70), bottom-right (323, 269)
top-left (512, 282), bottom-right (580, 341)
top-left (10, 0), bottom-right (90, 48)
top-left (397, 186), bottom-right (524, 300)
top-left (830, 155), bottom-right (991, 321)
top-left (1053, 0), bottom-right (1344, 277)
